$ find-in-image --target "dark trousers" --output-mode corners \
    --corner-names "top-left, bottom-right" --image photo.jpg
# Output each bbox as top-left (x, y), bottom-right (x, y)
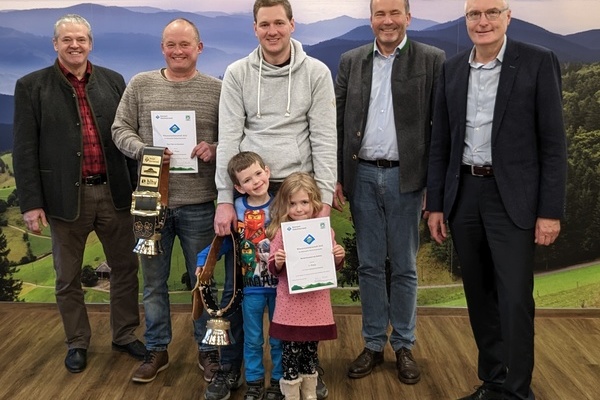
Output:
top-left (449, 174), bottom-right (536, 400)
top-left (49, 184), bottom-right (140, 349)
top-left (281, 341), bottom-right (319, 380)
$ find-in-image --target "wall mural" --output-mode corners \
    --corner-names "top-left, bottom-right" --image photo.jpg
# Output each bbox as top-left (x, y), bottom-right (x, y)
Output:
top-left (0, 1), bottom-right (599, 307)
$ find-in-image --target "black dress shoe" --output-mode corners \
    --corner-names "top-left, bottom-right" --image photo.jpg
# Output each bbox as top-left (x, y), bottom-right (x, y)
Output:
top-left (458, 385), bottom-right (505, 400)
top-left (347, 348), bottom-right (384, 378)
top-left (395, 347), bottom-right (421, 384)
top-left (112, 339), bottom-right (146, 360)
top-left (65, 348), bottom-right (87, 373)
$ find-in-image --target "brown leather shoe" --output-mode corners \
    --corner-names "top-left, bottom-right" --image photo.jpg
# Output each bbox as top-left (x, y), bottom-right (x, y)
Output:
top-left (132, 350), bottom-right (169, 383)
top-left (347, 348), bottom-right (384, 379)
top-left (395, 347), bottom-right (421, 384)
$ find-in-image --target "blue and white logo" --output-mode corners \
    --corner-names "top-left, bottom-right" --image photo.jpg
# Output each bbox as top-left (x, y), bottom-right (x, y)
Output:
top-left (303, 234), bottom-right (315, 245)
top-left (169, 124), bottom-right (180, 133)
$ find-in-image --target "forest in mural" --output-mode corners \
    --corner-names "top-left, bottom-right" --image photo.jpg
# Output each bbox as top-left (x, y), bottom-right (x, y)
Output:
top-left (0, 2), bottom-right (599, 307)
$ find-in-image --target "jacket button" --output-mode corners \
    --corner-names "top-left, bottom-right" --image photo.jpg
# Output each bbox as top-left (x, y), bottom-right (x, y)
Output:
top-left (356, 131), bottom-right (361, 137)
top-left (76, 152), bottom-right (82, 157)
top-left (75, 182), bottom-right (80, 187)
top-left (352, 154), bottom-right (358, 160)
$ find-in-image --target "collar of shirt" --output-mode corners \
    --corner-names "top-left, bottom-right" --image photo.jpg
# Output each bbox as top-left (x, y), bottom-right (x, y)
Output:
top-left (468, 35), bottom-right (507, 68)
top-left (58, 60), bottom-right (92, 82)
top-left (372, 35), bottom-right (408, 59)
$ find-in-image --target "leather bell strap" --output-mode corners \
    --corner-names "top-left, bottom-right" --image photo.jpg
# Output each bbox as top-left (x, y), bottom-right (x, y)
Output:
top-left (196, 233), bottom-right (243, 319)
top-left (191, 233), bottom-right (224, 320)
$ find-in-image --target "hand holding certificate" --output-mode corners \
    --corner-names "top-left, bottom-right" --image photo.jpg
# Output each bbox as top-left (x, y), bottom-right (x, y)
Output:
top-left (151, 110), bottom-right (198, 173)
top-left (280, 217), bottom-right (338, 294)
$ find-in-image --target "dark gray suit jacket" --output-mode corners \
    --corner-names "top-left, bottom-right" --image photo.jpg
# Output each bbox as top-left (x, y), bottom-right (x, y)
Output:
top-left (426, 39), bottom-right (567, 229)
top-left (13, 60), bottom-right (136, 221)
top-left (335, 40), bottom-right (445, 197)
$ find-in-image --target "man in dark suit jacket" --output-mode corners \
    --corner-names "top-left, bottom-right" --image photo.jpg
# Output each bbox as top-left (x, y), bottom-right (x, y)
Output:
top-left (335, 0), bottom-right (444, 385)
top-left (426, 1), bottom-right (567, 399)
top-left (13, 14), bottom-right (144, 373)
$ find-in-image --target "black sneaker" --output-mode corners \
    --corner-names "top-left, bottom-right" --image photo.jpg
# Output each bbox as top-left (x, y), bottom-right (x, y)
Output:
top-left (244, 379), bottom-right (265, 400)
top-left (265, 378), bottom-right (284, 400)
top-left (204, 366), bottom-right (243, 400)
top-left (316, 366), bottom-right (328, 399)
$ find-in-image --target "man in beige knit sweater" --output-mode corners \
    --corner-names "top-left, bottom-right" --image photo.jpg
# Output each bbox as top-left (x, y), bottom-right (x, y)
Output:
top-left (111, 18), bottom-right (243, 387)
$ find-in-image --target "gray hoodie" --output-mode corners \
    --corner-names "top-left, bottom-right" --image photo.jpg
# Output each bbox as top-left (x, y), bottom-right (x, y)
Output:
top-left (216, 38), bottom-right (337, 205)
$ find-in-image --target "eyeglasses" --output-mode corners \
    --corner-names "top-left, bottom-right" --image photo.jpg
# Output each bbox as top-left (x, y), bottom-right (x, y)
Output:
top-left (465, 7), bottom-right (508, 21)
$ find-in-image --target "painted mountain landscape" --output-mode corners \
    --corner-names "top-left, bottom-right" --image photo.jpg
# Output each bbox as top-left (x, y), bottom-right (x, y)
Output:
top-left (1, 3), bottom-right (599, 306)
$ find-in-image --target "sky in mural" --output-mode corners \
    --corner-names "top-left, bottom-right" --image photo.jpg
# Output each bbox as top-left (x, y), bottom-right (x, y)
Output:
top-left (1, 0), bottom-right (598, 35)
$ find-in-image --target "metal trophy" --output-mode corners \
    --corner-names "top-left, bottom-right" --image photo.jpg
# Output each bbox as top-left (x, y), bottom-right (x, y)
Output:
top-left (196, 234), bottom-right (243, 346)
top-left (131, 146), bottom-right (169, 256)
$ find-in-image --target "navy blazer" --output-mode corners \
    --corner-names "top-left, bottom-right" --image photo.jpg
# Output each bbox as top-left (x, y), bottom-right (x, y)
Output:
top-left (336, 40), bottom-right (445, 197)
top-left (427, 39), bottom-right (567, 229)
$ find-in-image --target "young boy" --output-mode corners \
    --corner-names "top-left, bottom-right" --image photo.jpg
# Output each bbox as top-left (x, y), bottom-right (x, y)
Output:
top-left (200, 152), bottom-right (283, 400)
top-left (227, 151), bottom-right (283, 400)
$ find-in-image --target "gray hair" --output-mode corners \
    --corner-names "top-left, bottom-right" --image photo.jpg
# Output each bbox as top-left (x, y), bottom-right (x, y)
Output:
top-left (464, 0), bottom-right (509, 12)
top-left (53, 14), bottom-right (93, 43)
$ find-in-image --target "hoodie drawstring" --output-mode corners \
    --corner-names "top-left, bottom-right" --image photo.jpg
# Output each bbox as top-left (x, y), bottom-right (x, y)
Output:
top-left (284, 45), bottom-right (294, 117)
top-left (256, 44), bottom-right (294, 118)
top-left (257, 57), bottom-right (263, 119)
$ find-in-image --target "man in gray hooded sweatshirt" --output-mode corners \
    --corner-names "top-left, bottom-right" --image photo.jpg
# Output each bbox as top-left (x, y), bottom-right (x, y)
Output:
top-left (213, 1), bottom-right (336, 400)
top-left (214, 0), bottom-right (337, 231)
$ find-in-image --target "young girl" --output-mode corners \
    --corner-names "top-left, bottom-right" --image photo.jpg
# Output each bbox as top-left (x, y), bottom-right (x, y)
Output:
top-left (266, 172), bottom-right (345, 400)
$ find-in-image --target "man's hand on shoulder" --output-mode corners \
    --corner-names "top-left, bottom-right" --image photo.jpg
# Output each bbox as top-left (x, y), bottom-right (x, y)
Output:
top-left (214, 203), bottom-right (236, 236)
top-left (317, 204), bottom-right (332, 218)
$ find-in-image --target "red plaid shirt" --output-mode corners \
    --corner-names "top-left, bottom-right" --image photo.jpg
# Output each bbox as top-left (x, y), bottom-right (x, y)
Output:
top-left (59, 61), bottom-right (106, 177)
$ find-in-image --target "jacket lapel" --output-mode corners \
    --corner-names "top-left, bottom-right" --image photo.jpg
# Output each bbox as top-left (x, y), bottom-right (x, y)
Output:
top-left (492, 39), bottom-right (519, 143)
top-left (453, 53), bottom-right (471, 145)
top-left (361, 47), bottom-right (374, 129)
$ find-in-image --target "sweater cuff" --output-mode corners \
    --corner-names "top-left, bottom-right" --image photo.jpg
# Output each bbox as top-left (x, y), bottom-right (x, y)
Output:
top-left (217, 190), bottom-right (234, 204)
top-left (321, 191), bottom-right (333, 206)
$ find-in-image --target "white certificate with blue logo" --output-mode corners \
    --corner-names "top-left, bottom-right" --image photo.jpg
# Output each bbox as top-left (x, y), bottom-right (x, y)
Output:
top-left (151, 110), bottom-right (198, 173)
top-left (281, 217), bottom-right (337, 294)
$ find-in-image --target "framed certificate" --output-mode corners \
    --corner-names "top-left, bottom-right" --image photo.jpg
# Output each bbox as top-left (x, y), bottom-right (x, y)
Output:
top-left (281, 217), bottom-right (338, 294)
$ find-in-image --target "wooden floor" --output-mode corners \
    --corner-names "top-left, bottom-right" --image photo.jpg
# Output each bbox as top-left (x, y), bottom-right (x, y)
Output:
top-left (0, 304), bottom-right (598, 400)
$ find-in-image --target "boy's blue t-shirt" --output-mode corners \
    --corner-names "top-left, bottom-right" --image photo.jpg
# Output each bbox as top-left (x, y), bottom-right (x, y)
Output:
top-left (235, 194), bottom-right (278, 294)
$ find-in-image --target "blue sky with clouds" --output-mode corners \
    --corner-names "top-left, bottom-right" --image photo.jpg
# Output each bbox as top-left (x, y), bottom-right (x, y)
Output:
top-left (1, 0), bottom-right (598, 34)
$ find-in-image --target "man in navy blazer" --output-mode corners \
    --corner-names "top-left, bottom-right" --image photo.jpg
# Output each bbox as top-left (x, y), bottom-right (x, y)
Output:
top-left (427, 1), bottom-right (567, 399)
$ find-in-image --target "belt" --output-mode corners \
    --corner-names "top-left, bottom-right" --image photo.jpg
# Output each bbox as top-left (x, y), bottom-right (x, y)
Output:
top-left (461, 165), bottom-right (494, 177)
top-left (82, 174), bottom-right (107, 185)
top-left (359, 158), bottom-right (399, 168)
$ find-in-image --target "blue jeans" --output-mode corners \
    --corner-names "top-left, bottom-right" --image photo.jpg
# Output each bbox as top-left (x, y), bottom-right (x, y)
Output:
top-left (242, 292), bottom-right (282, 382)
top-left (141, 203), bottom-right (215, 351)
top-left (349, 163), bottom-right (421, 352)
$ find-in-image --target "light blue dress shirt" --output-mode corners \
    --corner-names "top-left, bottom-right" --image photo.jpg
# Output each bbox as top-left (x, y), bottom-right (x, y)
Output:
top-left (462, 36), bottom-right (507, 166)
top-left (359, 35), bottom-right (408, 161)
